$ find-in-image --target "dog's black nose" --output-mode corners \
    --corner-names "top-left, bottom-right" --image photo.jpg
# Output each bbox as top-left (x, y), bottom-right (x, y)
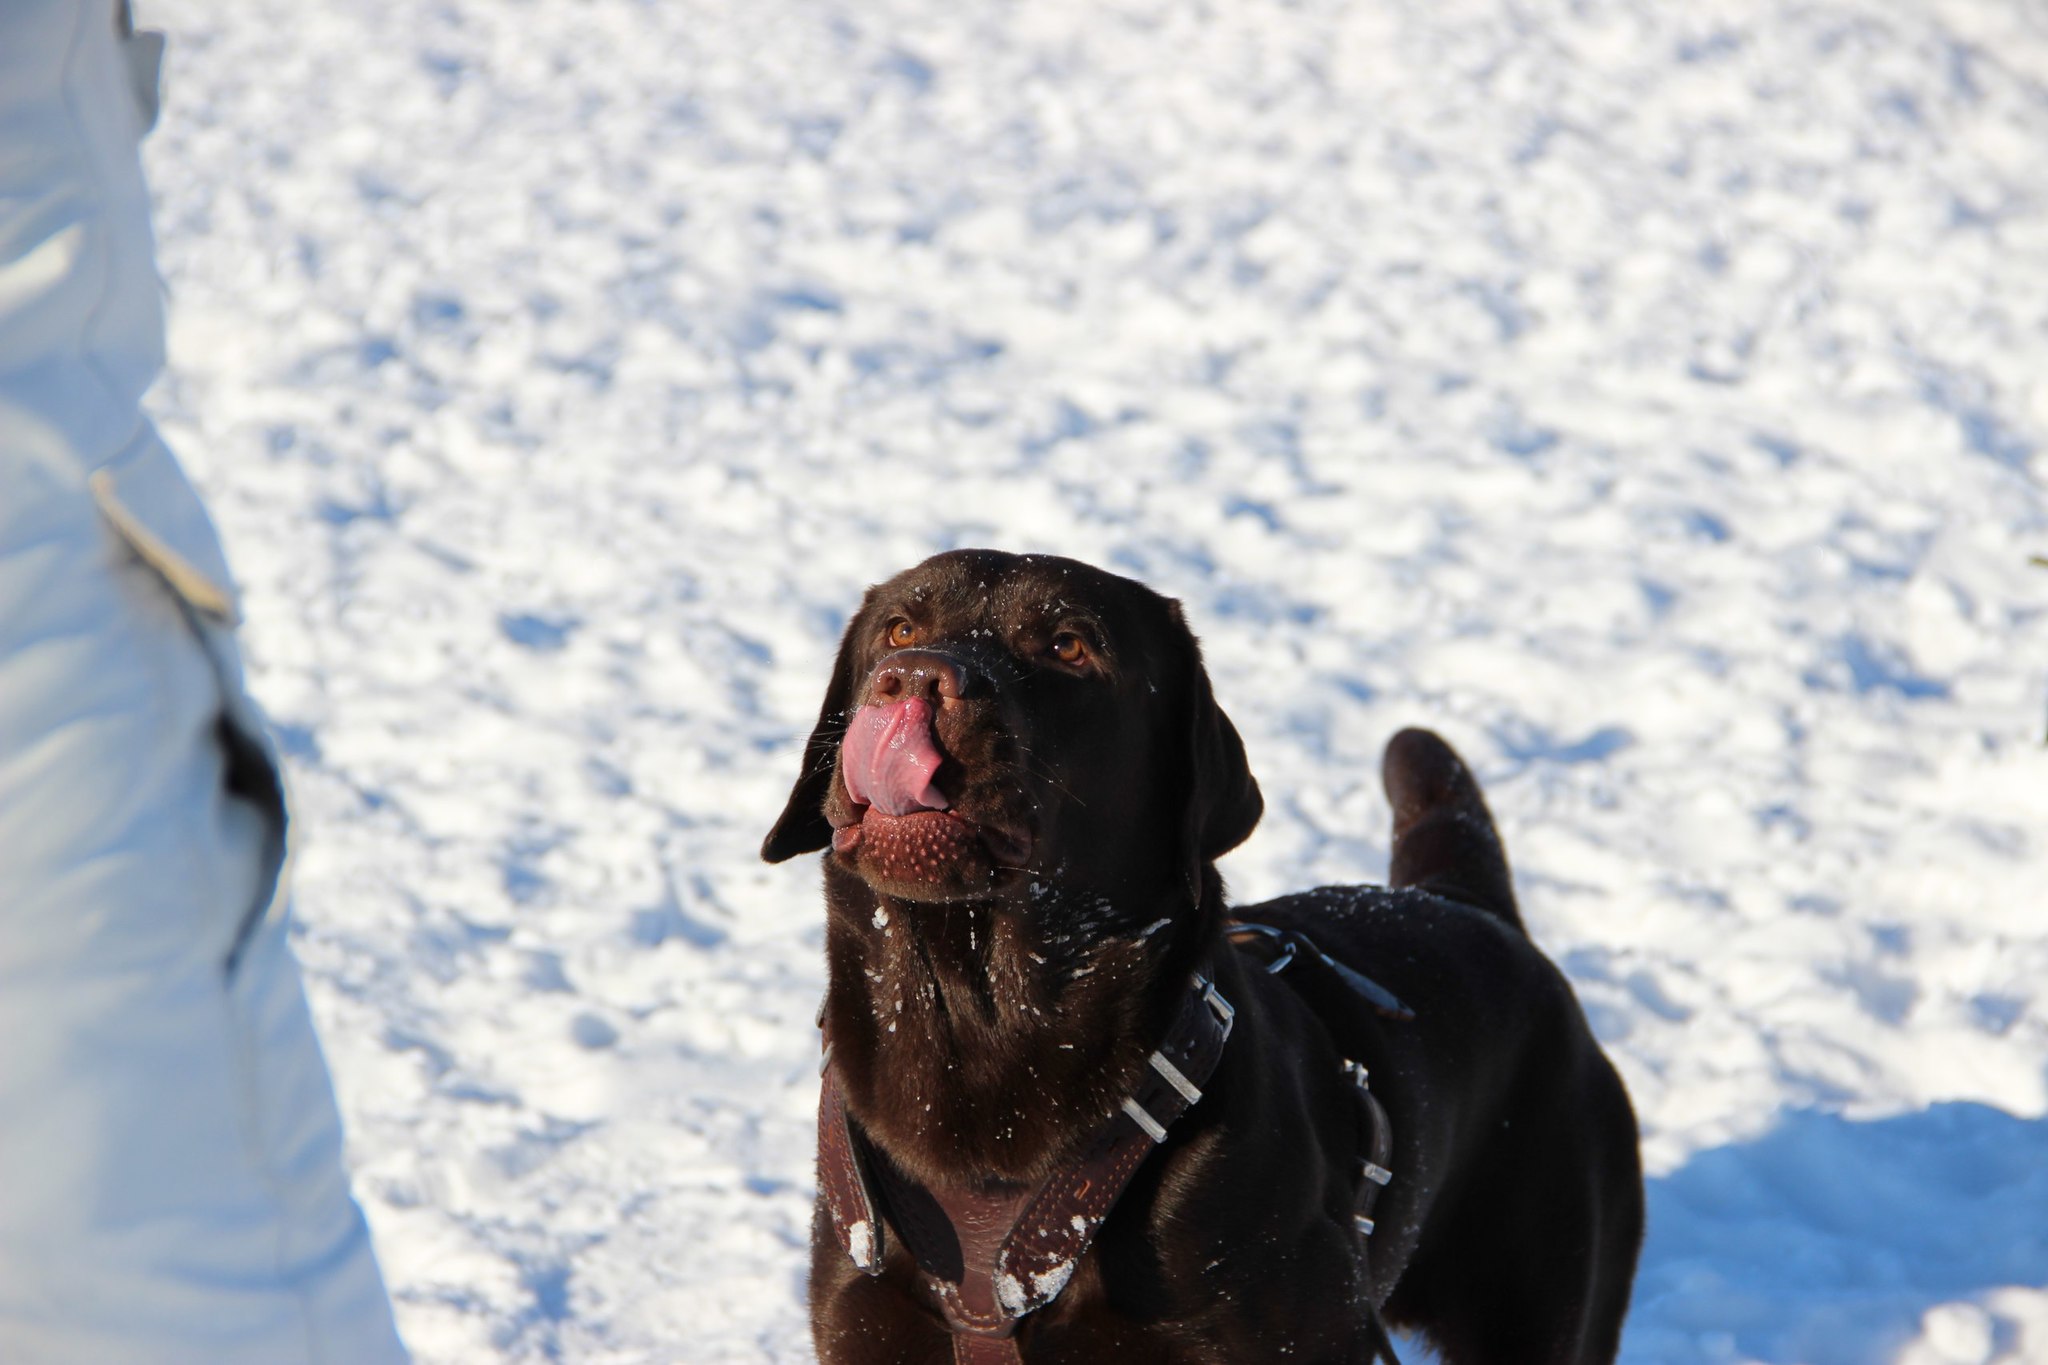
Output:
top-left (869, 648), bottom-right (975, 705)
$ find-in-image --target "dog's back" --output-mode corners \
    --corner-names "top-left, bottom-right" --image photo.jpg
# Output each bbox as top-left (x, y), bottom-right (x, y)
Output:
top-left (1233, 728), bottom-right (1643, 1364)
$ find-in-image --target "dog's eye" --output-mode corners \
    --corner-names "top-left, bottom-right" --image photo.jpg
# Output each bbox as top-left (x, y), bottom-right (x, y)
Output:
top-left (886, 619), bottom-right (918, 648)
top-left (1050, 632), bottom-right (1090, 666)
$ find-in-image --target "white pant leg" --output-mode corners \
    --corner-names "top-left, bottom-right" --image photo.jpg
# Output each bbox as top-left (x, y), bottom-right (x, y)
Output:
top-left (0, 3), bottom-right (407, 1362)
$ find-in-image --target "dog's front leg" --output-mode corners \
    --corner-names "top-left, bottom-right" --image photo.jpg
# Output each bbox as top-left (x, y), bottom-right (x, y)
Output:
top-left (810, 1227), bottom-right (960, 1365)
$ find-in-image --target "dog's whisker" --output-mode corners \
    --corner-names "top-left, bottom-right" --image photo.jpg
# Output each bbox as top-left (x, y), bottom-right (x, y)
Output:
top-left (1004, 742), bottom-right (1088, 808)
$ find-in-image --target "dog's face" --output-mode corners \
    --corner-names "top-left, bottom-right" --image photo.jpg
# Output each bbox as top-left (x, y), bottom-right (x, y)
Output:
top-left (762, 549), bottom-right (1263, 910)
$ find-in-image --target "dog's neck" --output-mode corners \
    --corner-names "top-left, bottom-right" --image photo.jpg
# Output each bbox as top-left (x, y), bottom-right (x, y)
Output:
top-left (819, 859), bottom-right (1220, 1189)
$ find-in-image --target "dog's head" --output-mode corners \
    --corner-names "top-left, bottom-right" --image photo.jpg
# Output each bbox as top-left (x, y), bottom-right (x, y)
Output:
top-left (762, 550), bottom-right (1262, 910)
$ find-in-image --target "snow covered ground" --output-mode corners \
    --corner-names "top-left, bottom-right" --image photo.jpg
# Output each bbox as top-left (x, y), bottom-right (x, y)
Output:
top-left (135, 0), bottom-right (2048, 1360)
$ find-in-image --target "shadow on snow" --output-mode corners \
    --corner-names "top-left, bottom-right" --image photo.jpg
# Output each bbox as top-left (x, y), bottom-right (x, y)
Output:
top-left (1622, 1102), bottom-right (2048, 1364)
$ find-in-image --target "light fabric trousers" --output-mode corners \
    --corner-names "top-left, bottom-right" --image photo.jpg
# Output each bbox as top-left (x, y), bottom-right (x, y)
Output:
top-left (0, 3), bottom-right (408, 1361)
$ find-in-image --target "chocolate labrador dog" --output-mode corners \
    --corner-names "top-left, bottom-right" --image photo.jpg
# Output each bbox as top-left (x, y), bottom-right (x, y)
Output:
top-left (763, 550), bottom-right (1642, 1365)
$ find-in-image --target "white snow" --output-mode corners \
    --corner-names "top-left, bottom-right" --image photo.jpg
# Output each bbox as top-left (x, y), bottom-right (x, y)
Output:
top-left (845, 1220), bottom-right (873, 1271)
top-left (994, 1271), bottom-right (1028, 1319)
top-left (1031, 1260), bottom-right (1078, 1309)
top-left (994, 1260), bottom-right (1079, 1318)
top-left (134, 0), bottom-right (2048, 1361)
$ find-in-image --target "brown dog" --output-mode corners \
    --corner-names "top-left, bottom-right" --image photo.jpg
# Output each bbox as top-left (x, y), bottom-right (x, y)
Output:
top-left (764, 550), bottom-right (1642, 1364)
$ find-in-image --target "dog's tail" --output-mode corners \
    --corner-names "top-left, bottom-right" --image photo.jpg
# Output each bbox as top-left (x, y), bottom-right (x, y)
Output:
top-left (1382, 728), bottom-right (1523, 933)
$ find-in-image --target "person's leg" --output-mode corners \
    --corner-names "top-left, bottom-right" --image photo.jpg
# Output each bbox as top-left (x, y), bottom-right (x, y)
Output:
top-left (0, 4), bottom-right (406, 1361)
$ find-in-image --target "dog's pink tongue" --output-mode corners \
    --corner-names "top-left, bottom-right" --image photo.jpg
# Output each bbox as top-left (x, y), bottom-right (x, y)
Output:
top-left (842, 699), bottom-right (950, 817)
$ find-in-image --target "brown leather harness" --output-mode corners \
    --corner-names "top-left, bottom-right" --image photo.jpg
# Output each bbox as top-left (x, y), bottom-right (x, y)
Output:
top-left (817, 924), bottom-right (1411, 1363)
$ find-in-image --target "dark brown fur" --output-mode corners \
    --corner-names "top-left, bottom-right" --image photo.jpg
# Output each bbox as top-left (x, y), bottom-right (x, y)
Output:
top-left (764, 550), bottom-right (1643, 1364)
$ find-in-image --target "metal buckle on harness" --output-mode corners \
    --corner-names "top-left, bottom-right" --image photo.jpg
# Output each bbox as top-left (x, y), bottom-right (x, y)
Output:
top-left (1226, 921), bottom-right (1297, 975)
top-left (1120, 1095), bottom-right (1170, 1143)
top-left (1226, 921), bottom-right (1414, 1020)
top-left (1124, 975), bottom-right (1236, 1144)
top-left (1194, 972), bottom-right (1236, 1041)
top-left (1149, 1050), bottom-right (1203, 1105)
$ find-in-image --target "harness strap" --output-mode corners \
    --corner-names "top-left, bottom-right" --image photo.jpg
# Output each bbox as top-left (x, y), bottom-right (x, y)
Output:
top-left (819, 926), bottom-right (1409, 1362)
top-left (952, 1336), bottom-right (1021, 1365)
top-left (1229, 921), bottom-right (1407, 1365)
top-left (816, 1058), bottom-right (885, 1273)
top-left (1344, 1063), bottom-right (1394, 1233)
top-left (1225, 921), bottom-right (1414, 1021)
top-left (818, 972), bottom-right (1234, 1357)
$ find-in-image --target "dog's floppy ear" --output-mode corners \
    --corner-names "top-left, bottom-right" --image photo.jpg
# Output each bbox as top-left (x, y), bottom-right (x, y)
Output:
top-left (1169, 602), bottom-right (1262, 895)
top-left (761, 606), bottom-right (869, 864)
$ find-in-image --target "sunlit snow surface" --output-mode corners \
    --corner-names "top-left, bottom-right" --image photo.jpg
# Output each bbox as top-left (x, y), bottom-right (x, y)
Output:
top-left (138, 0), bottom-right (2048, 1360)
